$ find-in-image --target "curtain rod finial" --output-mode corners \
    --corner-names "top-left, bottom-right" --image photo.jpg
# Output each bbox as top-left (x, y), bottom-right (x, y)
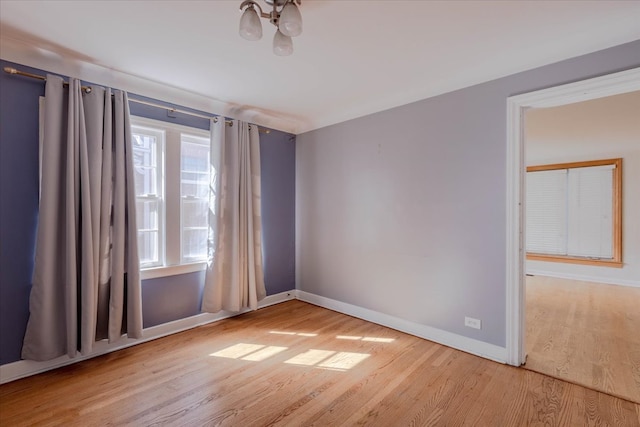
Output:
top-left (3, 67), bottom-right (18, 74)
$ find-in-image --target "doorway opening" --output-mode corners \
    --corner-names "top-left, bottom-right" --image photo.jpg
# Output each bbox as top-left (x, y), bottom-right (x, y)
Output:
top-left (522, 91), bottom-right (640, 403)
top-left (504, 67), bottom-right (640, 372)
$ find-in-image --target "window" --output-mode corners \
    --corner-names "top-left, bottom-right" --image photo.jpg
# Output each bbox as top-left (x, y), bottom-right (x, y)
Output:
top-left (131, 117), bottom-right (210, 274)
top-left (526, 158), bottom-right (622, 267)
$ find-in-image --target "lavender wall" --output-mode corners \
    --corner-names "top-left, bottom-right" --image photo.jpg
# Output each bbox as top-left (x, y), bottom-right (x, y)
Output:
top-left (260, 130), bottom-right (297, 293)
top-left (0, 60), bottom-right (296, 364)
top-left (296, 40), bottom-right (640, 348)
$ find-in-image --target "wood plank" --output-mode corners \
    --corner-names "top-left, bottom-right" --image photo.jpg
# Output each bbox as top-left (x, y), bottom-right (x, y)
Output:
top-left (1, 300), bottom-right (638, 426)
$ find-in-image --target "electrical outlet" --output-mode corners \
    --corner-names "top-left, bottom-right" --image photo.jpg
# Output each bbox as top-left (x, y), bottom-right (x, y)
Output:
top-left (464, 316), bottom-right (481, 330)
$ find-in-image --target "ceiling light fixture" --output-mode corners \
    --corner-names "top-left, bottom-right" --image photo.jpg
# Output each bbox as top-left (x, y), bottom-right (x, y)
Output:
top-left (239, 0), bottom-right (302, 56)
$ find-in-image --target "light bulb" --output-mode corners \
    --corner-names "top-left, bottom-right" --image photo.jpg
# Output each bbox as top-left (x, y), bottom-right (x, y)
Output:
top-left (273, 29), bottom-right (293, 56)
top-left (239, 6), bottom-right (262, 41)
top-left (279, 1), bottom-right (302, 37)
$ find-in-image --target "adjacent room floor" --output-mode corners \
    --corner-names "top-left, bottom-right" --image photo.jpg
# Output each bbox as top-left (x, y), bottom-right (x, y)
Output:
top-left (525, 275), bottom-right (640, 404)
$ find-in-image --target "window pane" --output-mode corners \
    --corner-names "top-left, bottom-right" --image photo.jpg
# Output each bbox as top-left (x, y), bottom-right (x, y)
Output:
top-left (138, 230), bottom-right (159, 265)
top-left (134, 167), bottom-right (157, 195)
top-left (136, 199), bottom-right (159, 230)
top-left (182, 199), bottom-right (208, 228)
top-left (181, 136), bottom-right (209, 173)
top-left (132, 133), bottom-right (157, 167)
top-left (181, 172), bottom-right (208, 198)
top-left (182, 229), bottom-right (208, 261)
top-left (132, 131), bottom-right (158, 196)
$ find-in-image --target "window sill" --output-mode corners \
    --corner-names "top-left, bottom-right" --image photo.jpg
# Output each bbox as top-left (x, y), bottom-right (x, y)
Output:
top-left (141, 262), bottom-right (207, 280)
top-left (526, 253), bottom-right (623, 268)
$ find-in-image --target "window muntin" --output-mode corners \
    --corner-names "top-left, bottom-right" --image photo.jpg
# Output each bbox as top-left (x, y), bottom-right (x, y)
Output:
top-left (526, 158), bottom-right (622, 267)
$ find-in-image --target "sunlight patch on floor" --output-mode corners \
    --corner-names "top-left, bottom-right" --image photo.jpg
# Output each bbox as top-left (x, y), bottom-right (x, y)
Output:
top-left (284, 349), bottom-right (370, 371)
top-left (269, 331), bottom-right (318, 337)
top-left (210, 343), bottom-right (266, 359)
top-left (284, 349), bottom-right (335, 366)
top-left (336, 335), bottom-right (395, 343)
top-left (242, 346), bottom-right (288, 361)
top-left (362, 337), bottom-right (394, 343)
top-left (210, 340), bottom-right (371, 371)
top-left (210, 343), bottom-right (289, 361)
top-left (318, 352), bottom-right (370, 370)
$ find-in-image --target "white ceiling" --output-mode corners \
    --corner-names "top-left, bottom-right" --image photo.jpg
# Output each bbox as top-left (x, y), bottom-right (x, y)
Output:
top-left (1, 1), bottom-right (639, 134)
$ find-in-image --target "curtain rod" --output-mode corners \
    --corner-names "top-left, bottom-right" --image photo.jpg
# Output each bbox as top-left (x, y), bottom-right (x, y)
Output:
top-left (127, 98), bottom-right (270, 133)
top-left (4, 66), bottom-right (94, 93)
top-left (3, 66), bottom-right (271, 134)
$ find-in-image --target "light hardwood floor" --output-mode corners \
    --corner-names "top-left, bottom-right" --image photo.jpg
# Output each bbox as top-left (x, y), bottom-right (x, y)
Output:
top-left (525, 275), bottom-right (640, 404)
top-left (1, 300), bottom-right (639, 426)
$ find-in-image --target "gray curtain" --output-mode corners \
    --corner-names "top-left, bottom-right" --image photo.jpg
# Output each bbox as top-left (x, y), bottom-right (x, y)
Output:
top-left (22, 75), bottom-right (142, 361)
top-left (201, 118), bottom-right (266, 313)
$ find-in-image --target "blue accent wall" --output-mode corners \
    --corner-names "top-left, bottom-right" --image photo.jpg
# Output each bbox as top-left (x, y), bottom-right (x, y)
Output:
top-left (0, 59), bottom-right (296, 365)
top-left (141, 272), bottom-right (205, 329)
top-left (0, 61), bottom-right (43, 367)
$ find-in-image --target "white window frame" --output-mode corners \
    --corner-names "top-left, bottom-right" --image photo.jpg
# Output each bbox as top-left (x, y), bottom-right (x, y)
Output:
top-left (131, 124), bottom-right (165, 269)
top-left (131, 116), bottom-right (209, 280)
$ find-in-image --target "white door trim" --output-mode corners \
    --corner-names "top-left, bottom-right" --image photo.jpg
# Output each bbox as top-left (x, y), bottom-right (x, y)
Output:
top-left (505, 67), bottom-right (640, 366)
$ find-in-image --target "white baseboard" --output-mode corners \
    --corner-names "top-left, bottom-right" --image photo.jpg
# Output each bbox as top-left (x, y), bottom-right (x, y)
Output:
top-left (295, 290), bottom-right (507, 364)
top-left (0, 291), bottom-right (295, 385)
top-left (526, 269), bottom-right (640, 288)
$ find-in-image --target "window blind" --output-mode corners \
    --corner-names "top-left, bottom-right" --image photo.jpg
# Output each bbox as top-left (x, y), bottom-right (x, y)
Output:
top-left (526, 169), bottom-right (567, 255)
top-left (567, 165), bottom-right (614, 258)
top-left (526, 164), bottom-right (615, 259)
